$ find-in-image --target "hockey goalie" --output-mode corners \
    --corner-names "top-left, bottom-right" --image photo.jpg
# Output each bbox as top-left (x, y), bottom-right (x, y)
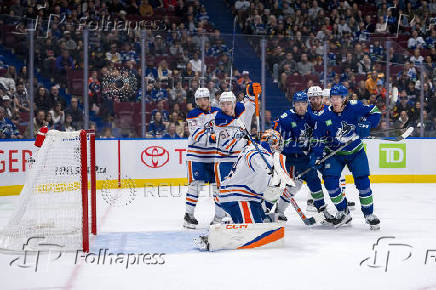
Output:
top-left (194, 129), bottom-right (302, 251)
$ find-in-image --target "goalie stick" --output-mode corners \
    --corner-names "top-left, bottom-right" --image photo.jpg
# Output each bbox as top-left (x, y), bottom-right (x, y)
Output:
top-left (235, 119), bottom-right (316, 226)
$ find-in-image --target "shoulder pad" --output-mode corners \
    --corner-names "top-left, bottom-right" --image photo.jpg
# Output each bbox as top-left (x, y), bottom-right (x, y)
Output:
top-left (211, 106), bottom-right (221, 113)
top-left (215, 111), bottom-right (234, 126)
top-left (187, 108), bottom-right (202, 119)
top-left (234, 102), bottom-right (245, 117)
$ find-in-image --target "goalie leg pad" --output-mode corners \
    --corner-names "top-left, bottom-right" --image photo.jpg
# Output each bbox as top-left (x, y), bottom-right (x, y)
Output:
top-left (206, 223), bottom-right (285, 251)
top-left (220, 201), bottom-right (265, 224)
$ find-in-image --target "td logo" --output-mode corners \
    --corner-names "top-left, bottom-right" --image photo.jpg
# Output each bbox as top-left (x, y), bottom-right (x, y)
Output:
top-left (379, 144), bottom-right (406, 168)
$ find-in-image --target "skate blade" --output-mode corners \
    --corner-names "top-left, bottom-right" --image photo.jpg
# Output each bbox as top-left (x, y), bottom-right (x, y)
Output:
top-left (369, 224), bottom-right (380, 230)
top-left (334, 216), bottom-right (352, 228)
top-left (183, 221), bottom-right (197, 229)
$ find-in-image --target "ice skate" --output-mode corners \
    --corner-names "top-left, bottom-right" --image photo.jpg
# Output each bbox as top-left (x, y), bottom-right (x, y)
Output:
top-left (333, 208), bottom-right (352, 228)
top-left (364, 213), bottom-right (380, 230)
top-left (306, 198), bottom-right (317, 212)
top-left (317, 205), bottom-right (337, 226)
top-left (183, 213), bottom-right (198, 229)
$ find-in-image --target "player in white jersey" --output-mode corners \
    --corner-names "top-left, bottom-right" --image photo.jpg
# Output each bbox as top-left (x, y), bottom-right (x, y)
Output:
top-left (212, 83), bottom-right (258, 222)
top-left (184, 88), bottom-right (222, 229)
top-left (219, 129), bottom-right (299, 223)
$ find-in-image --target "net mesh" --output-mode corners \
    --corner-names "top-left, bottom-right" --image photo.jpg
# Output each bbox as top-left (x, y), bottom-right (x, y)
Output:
top-left (0, 130), bottom-right (91, 251)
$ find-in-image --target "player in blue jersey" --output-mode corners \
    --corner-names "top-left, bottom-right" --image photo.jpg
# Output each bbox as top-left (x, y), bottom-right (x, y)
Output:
top-left (306, 86), bottom-right (355, 212)
top-left (272, 91), bottom-right (337, 225)
top-left (315, 84), bottom-right (381, 230)
top-left (184, 88), bottom-right (222, 229)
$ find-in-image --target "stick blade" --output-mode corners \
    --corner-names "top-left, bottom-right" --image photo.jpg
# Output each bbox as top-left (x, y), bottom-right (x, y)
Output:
top-left (395, 126), bottom-right (414, 141)
top-left (303, 217), bottom-right (316, 225)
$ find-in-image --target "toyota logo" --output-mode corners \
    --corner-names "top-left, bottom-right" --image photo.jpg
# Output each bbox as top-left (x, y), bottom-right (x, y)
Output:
top-left (141, 146), bottom-right (169, 168)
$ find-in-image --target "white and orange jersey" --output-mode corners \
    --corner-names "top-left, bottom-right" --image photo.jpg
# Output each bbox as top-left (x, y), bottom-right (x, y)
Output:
top-left (218, 143), bottom-right (288, 203)
top-left (214, 97), bottom-right (255, 163)
top-left (186, 106), bottom-right (220, 163)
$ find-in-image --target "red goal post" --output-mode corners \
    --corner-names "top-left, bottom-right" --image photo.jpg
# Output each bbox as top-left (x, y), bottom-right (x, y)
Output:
top-left (0, 129), bottom-right (97, 252)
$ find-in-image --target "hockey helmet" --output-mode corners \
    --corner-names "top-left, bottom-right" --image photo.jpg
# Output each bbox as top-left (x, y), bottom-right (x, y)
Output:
top-left (292, 91), bottom-right (308, 104)
top-left (322, 88), bottom-right (330, 97)
top-left (194, 88), bottom-right (210, 102)
top-left (307, 86), bottom-right (323, 97)
top-left (330, 84), bottom-right (348, 98)
top-left (260, 129), bottom-right (284, 153)
top-left (219, 91), bottom-right (236, 104)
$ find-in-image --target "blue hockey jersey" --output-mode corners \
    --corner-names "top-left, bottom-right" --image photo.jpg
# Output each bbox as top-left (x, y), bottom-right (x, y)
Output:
top-left (314, 100), bottom-right (381, 156)
top-left (272, 109), bottom-right (321, 156)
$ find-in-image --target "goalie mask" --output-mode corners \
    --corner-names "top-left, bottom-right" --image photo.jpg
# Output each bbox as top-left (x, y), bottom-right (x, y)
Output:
top-left (260, 129), bottom-right (284, 153)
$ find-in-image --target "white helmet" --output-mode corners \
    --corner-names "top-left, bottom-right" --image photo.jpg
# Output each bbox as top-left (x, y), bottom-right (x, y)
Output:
top-left (219, 91), bottom-right (236, 104)
top-left (194, 88), bottom-right (210, 102)
top-left (307, 86), bottom-right (323, 97)
top-left (322, 88), bottom-right (330, 97)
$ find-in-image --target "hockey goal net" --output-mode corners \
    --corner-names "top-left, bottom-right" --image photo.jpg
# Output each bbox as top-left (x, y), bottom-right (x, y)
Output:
top-left (0, 130), bottom-right (96, 252)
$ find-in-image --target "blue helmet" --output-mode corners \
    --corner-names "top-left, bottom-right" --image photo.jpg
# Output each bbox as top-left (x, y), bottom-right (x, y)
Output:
top-left (292, 91), bottom-right (308, 104)
top-left (330, 84), bottom-right (348, 98)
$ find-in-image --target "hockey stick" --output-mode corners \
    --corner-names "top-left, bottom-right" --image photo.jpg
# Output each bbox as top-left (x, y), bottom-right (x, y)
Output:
top-left (366, 126), bottom-right (414, 142)
top-left (294, 126), bottom-right (413, 179)
top-left (295, 135), bottom-right (359, 179)
top-left (235, 119), bottom-right (316, 226)
top-left (255, 93), bottom-right (260, 137)
top-left (229, 16), bottom-right (237, 92)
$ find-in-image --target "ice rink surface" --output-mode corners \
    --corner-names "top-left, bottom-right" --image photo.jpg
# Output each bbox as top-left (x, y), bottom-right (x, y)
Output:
top-left (1, 183), bottom-right (436, 290)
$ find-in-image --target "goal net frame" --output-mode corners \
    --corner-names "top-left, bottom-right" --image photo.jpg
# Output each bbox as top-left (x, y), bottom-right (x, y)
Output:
top-left (0, 129), bottom-right (97, 253)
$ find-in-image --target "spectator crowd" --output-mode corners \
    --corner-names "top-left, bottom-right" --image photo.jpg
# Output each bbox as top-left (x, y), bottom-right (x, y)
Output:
top-left (0, 0), bottom-right (436, 138)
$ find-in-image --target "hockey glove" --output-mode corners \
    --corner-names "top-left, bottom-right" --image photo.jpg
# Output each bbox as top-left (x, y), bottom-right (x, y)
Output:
top-left (245, 82), bottom-right (262, 101)
top-left (356, 120), bottom-right (371, 138)
top-left (307, 153), bottom-right (319, 169)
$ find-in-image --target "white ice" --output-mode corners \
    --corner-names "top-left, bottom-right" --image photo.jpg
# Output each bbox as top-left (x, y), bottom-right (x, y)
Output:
top-left (0, 183), bottom-right (436, 290)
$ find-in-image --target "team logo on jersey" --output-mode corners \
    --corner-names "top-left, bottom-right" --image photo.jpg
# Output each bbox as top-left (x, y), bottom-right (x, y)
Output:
top-left (291, 122), bottom-right (297, 128)
top-left (189, 119), bottom-right (198, 127)
top-left (298, 123), bottom-right (313, 147)
top-left (219, 130), bottom-right (230, 140)
top-left (336, 121), bottom-right (357, 143)
top-left (141, 146), bottom-right (169, 168)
